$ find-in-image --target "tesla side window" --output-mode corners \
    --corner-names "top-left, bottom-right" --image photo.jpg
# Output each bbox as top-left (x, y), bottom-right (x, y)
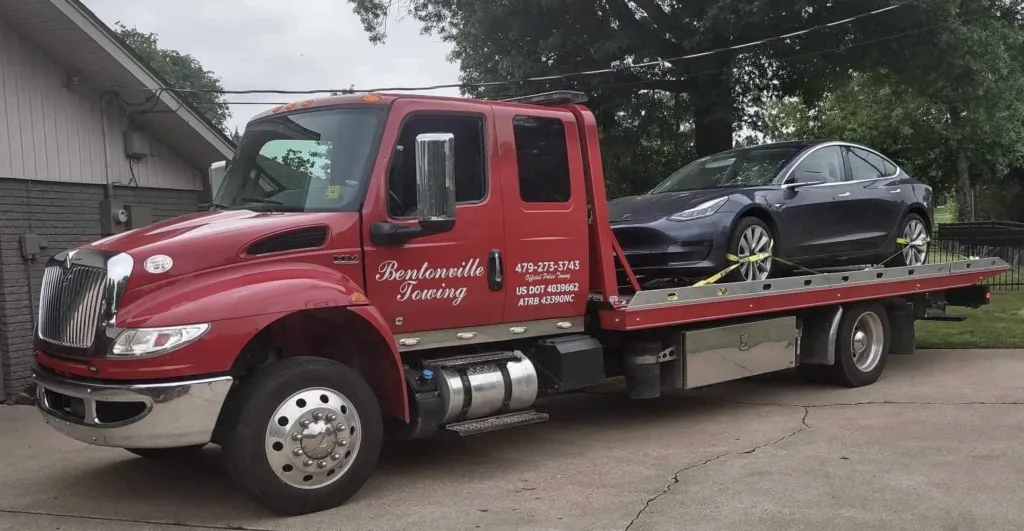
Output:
top-left (791, 146), bottom-right (844, 183)
top-left (846, 147), bottom-right (895, 181)
top-left (513, 116), bottom-right (571, 203)
top-left (651, 146), bottom-right (802, 193)
top-left (387, 114), bottom-right (487, 218)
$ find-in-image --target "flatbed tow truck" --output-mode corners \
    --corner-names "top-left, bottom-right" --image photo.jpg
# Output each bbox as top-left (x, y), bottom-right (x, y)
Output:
top-left (30, 91), bottom-right (1008, 515)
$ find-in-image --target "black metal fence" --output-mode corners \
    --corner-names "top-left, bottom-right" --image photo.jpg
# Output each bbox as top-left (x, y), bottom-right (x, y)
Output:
top-left (932, 221), bottom-right (1024, 290)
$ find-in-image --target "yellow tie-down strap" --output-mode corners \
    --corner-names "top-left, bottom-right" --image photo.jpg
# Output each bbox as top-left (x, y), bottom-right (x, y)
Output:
top-left (896, 236), bottom-right (931, 246)
top-left (692, 252), bottom-right (772, 287)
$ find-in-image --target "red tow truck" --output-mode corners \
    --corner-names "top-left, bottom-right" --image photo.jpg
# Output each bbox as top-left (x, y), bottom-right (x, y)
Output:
top-left (31, 91), bottom-right (1007, 515)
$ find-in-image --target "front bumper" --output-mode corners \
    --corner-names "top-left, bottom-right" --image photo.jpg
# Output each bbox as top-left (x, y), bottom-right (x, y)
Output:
top-left (33, 368), bottom-right (233, 449)
top-left (611, 212), bottom-right (734, 276)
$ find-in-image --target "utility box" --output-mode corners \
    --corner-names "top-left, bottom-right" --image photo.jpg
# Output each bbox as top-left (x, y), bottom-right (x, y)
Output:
top-left (125, 204), bottom-right (153, 230)
top-left (123, 130), bottom-right (152, 159)
top-left (100, 199), bottom-right (128, 236)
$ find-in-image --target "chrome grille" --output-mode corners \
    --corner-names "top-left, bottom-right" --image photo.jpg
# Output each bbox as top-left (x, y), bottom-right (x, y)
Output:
top-left (38, 263), bottom-right (108, 349)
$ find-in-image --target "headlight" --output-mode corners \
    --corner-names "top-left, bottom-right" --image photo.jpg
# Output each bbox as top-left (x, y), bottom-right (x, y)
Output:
top-left (111, 324), bottom-right (210, 357)
top-left (668, 197), bottom-right (728, 221)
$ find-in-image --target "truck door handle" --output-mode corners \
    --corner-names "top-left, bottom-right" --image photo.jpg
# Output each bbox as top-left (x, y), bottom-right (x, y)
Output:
top-left (488, 249), bottom-right (504, 291)
top-left (890, 189), bottom-right (902, 193)
top-left (837, 192), bottom-right (850, 197)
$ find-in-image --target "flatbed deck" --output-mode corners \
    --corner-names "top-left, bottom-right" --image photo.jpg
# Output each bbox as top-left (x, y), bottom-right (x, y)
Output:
top-left (600, 258), bottom-right (1010, 330)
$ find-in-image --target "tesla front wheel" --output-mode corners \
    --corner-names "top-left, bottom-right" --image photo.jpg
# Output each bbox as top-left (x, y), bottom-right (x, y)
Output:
top-left (727, 217), bottom-right (775, 282)
top-left (222, 357), bottom-right (383, 516)
top-left (891, 213), bottom-right (929, 267)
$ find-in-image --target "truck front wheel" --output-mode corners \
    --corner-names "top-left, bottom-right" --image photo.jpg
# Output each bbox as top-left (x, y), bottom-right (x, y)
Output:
top-left (221, 357), bottom-right (383, 515)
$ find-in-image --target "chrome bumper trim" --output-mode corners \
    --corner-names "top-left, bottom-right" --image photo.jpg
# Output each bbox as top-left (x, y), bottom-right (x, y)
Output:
top-left (33, 369), bottom-right (233, 449)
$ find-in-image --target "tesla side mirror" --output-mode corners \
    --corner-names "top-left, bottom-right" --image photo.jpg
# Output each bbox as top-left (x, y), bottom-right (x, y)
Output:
top-left (783, 170), bottom-right (827, 189)
top-left (414, 132), bottom-right (456, 233)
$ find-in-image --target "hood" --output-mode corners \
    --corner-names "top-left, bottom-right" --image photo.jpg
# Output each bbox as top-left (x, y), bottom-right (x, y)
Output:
top-left (82, 209), bottom-right (358, 288)
top-left (608, 189), bottom-right (736, 223)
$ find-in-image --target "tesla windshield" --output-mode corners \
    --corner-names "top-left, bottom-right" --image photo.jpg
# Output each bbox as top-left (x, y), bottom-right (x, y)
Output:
top-left (651, 146), bottom-right (803, 193)
top-left (214, 107), bottom-right (387, 212)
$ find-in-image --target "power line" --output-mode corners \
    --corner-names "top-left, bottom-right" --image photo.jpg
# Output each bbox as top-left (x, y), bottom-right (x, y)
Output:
top-left (159, 1), bottom-right (912, 96)
top-left (219, 10), bottom-right (981, 107)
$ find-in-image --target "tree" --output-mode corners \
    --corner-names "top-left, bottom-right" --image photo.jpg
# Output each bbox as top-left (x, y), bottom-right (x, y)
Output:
top-left (114, 22), bottom-right (231, 131)
top-left (756, 1), bottom-right (1024, 221)
top-left (348, 0), bottom-right (923, 155)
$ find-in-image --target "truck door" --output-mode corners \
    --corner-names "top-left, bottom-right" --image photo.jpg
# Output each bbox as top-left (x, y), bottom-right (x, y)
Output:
top-left (496, 108), bottom-right (589, 324)
top-left (363, 100), bottom-right (507, 334)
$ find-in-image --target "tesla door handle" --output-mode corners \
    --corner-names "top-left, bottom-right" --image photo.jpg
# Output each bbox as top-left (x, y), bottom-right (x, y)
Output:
top-left (837, 192), bottom-right (851, 197)
top-left (488, 249), bottom-right (504, 291)
top-left (890, 188), bottom-right (902, 193)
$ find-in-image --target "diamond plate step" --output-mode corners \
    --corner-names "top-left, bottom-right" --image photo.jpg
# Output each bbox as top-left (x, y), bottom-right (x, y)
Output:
top-left (444, 410), bottom-right (550, 437)
top-left (426, 351), bottom-right (521, 371)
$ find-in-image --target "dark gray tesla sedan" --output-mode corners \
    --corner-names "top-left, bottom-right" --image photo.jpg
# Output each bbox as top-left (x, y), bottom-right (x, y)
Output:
top-left (609, 140), bottom-right (934, 284)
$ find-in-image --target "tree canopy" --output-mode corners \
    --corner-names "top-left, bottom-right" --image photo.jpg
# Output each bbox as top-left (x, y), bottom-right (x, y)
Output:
top-left (114, 23), bottom-right (232, 132)
top-left (349, 0), bottom-right (1024, 218)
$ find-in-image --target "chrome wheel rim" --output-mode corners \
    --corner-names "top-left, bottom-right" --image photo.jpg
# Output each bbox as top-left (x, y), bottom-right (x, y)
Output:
top-left (265, 387), bottom-right (362, 489)
top-left (851, 312), bottom-right (884, 372)
top-left (737, 225), bottom-right (774, 281)
top-left (902, 220), bottom-right (928, 266)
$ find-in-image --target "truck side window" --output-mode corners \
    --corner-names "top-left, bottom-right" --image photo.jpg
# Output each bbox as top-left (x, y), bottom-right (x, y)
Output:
top-left (513, 116), bottom-right (571, 203)
top-left (388, 114), bottom-right (486, 218)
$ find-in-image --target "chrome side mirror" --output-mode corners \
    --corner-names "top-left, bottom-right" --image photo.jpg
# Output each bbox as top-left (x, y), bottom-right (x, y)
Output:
top-left (414, 133), bottom-right (456, 233)
top-left (200, 160), bottom-right (228, 208)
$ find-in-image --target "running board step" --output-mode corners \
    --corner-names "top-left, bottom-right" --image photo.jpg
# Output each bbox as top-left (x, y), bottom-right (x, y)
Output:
top-left (427, 351), bottom-right (521, 371)
top-left (445, 410), bottom-right (549, 437)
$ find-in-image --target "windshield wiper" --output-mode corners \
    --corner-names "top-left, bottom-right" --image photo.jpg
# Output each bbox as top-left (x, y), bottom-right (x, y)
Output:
top-left (240, 197), bottom-right (283, 205)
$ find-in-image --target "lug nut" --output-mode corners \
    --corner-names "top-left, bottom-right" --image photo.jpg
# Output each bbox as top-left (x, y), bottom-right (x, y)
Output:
top-left (303, 458), bottom-right (314, 467)
top-left (299, 418), bottom-right (310, 428)
top-left (293, 448), bottom-right (303, 456)
top-left (313, 411), bottom-right (325, 421)
top-left (317, 460), bottom-right (328, 469)
top-left (291, 432), bottom-right (302, 441)
top-left (339, 439), bottom-right (348, 447)
top-left (337, 424), bottom-right (346, 432)
top-left (327, 413), bottom-right (338, 422)
top-left (331, 453), bottom-right (341, 461)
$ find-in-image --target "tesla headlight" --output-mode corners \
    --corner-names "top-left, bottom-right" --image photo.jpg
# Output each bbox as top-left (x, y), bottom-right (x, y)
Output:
top-left (668, 197), bottom-right (728, 221)
top-left (111, 324), bottom-right (210, 357)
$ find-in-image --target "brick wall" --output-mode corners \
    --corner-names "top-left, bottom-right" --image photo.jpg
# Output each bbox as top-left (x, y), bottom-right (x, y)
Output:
top-left (0, 178), bottom-right (201, 399)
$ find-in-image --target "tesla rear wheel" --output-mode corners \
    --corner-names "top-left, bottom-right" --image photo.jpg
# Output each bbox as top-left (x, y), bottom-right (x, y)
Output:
top-left (728, 217), bottom-right (774, 282)
top-left (892, 214), bottom-right (928, 267)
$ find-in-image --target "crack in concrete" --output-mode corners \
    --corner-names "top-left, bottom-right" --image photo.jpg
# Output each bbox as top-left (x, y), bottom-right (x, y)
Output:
top-left (0, 508), bottom-right (273, 531)
top-left (711, 398), bottom-right (1024, 408)
top-left (623, 407), bottom-right (811, 531)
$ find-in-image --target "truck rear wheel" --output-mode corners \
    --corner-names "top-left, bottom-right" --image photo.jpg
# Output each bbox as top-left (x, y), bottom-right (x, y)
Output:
top-left (828, 302), bottom-right (891, 387)
top-left (221, 357), bottom-right (383, 516)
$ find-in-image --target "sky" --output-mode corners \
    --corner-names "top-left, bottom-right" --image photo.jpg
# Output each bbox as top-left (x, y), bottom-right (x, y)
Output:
top-left (82, 0), bottom-right (463, 133)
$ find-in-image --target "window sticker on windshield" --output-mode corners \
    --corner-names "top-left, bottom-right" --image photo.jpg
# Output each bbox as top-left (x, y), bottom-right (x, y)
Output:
top-left (326, 185), bottom-right (341, 199)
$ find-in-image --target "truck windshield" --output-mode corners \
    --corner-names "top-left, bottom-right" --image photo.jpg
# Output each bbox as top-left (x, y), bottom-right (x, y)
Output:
top-left (651, 145), bottom-right (802, 193)
top-left (215, 107), bottom-right (386, 212)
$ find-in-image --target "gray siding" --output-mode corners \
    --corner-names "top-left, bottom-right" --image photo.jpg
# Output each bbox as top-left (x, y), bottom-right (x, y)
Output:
top-left (0, 179), bottom-right (201, 398)
top-left (0, 22), bottom-right (205, 191)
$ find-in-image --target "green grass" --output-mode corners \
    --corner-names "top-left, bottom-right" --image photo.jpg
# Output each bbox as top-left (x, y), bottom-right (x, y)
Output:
top-left (916, 290), bottom-right (1024, 349)
top-left (934, 203), bottom-right (956, 225)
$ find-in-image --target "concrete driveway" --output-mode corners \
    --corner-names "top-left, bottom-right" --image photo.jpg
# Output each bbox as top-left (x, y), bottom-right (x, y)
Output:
top-left (2, 348), bottom-right (1023, 531)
